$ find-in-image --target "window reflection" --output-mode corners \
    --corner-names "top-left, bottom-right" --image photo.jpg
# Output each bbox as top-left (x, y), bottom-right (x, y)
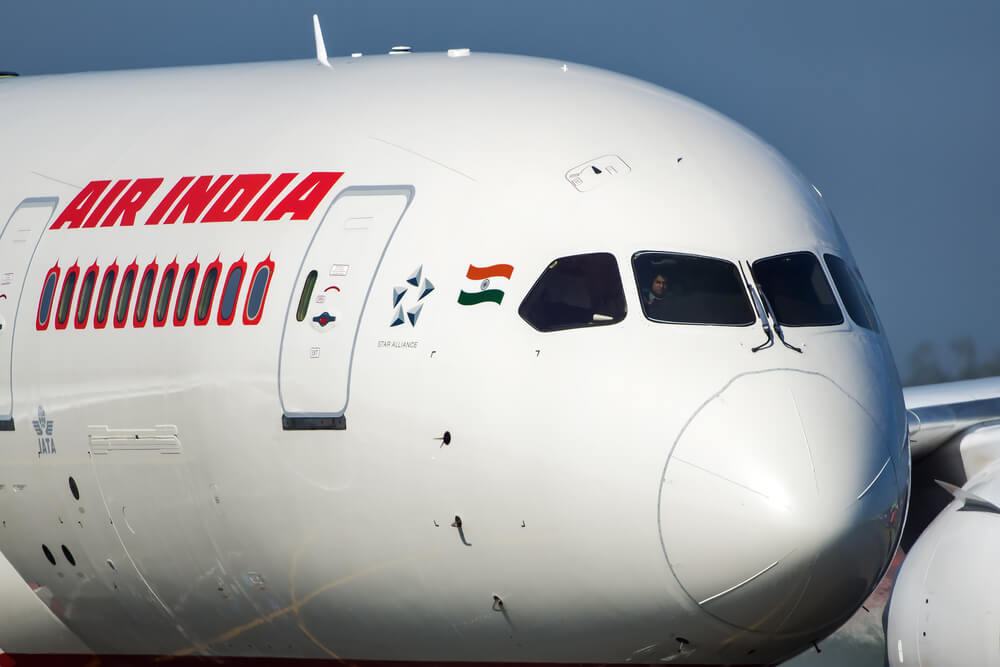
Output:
top-left (824, 254), bottom-right (879, 332)
top-left (752, 252), bottom-right (842, 327)
top-left (632, 252), bottom-right (754, 325)
top-left (518, 252), bottom-right (626, 332)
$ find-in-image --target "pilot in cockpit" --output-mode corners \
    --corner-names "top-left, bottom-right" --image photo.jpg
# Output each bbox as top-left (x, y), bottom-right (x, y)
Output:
top-left (644, 273), bottom-right (669, 308)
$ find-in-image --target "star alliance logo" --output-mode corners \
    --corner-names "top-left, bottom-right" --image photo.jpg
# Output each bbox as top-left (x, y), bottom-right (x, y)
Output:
top-left (391, 265), bottom-right (435, 327)
top-left (33, 406), bottom-right (56, 456)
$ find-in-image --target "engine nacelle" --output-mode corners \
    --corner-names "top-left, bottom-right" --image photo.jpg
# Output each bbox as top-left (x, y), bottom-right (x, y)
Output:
top-left (886, 465), bottom-right (1000, 666)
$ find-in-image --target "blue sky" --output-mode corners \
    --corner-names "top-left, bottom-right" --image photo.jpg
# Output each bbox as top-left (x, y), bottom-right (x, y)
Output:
top-left (3, 1), bottom-right (998, 380)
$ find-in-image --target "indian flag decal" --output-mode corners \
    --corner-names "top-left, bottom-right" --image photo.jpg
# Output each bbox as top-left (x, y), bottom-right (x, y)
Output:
top-left (458, 264), bottom-right (514, 306)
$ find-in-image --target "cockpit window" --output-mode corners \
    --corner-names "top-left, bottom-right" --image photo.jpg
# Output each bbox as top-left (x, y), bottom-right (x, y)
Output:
top-left (752, 252), bottom-right (843, 327)
top-left (632, 252), bottom-right (754, 326)
top-left (824, 254), bottom-right (879, 332)
top-left (518, 252), bottom-right (626, 332)
top-left (853, 267), bottom-right (882, 333)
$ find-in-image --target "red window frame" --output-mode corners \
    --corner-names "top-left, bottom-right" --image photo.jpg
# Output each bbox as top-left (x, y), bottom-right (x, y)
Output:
top-left (173, 258), bottom-right (200, 326)
top-left (242, 256), bottom-right (275, 326)
top-left (217, 256), bottom-right (248, 326)
top-left (75, 261), bottom-right (100, 330)
top-left (153, 258), bottom-right (180, 328)
top-left (93, 260), bottom-right (119, 330)
top-left (55, 262), bottom-right (80, 331)
top-left (36, 263), bottom-right (61, 331)
top-left (194, 256), bottom-right (223, 326)
top-left (114, 259), bottom-right (139, 329)
top-left (133, 259), bottom-right (159, 328)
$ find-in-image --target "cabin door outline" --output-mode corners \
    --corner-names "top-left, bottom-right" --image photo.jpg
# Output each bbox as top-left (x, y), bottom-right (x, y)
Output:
top-left (0, 197), bottom-right (58, 424)
top-left (278, 185), bottom-right (414, 419)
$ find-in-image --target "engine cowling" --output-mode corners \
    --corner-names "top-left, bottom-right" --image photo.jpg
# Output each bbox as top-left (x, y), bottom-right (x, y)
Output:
top-left (886, 464), bottom-right (1000, 666)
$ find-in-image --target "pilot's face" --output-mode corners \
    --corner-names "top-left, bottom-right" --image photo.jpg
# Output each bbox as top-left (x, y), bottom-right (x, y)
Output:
top-left (651, 275), bottom-right (667, 296)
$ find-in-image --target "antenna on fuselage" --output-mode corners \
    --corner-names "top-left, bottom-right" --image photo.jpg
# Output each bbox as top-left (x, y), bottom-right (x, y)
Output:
top-left (313, 14), bottom-right (331, 68)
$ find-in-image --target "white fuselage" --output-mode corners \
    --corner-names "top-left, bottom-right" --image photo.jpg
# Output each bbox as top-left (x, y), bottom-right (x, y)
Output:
top-left (0, 53), bottom-right (908, 665)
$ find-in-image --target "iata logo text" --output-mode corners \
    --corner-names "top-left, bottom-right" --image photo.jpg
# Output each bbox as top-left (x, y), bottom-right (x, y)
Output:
top-left (32, 406), bottom-right (56, 456)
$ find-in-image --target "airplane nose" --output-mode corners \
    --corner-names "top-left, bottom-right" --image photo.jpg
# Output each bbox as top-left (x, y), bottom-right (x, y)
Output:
top-left (658, 370), bottom-right (904, 636)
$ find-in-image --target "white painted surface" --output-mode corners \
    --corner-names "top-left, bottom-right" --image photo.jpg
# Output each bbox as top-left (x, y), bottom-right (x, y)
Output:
top-left (0, 52), bottom-right (918, 664)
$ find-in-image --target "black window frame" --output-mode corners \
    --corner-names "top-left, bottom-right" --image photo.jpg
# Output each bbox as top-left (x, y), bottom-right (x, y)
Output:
top-left (218, 261), bottom-right (245, 326)
top-left (244, 262), bottom-right (272, 324)
top-left (115, 266), bottom-right (137, 328)
top-left (55, 266), bottom-right (79, 329)
top-left (174, 264), bottom-right (198, 326)
top-left (133, 264), bottom-right (157, 328)
top-left (195, 264), bottom-right (220, 325)
top-left (37, 267), bottom-right (60, 330)
top-left (518, 252), bottom-right (628, 333)
top-left (94, 265), bottom-right (118, 328)
top-left (75, 267), bottom-right (98, 328)
top-left (823, 253), bottom-right (879, 332)
top-left (751, 251), bottom-right (844, 328)
top-left (153, 265), bottom-right (178, 326)
top-left (631, 250), bottom-right (756, 327)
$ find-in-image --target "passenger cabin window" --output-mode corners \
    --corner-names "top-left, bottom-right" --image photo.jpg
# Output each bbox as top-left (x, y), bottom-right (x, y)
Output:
top-left (134, 264), bottom-right (157, 327)
top-left (115, 266), bottom-right (137, 328)
top-left (75, 267), bottom-right (98, 328)
top-left (36, 267), bottom-right (60, 330)
top-left (195, 264), bottom-right (220, 325)
top-left (174, 263), bottom-right (198, 325)
top-left (518, 252), bottom-right (626, 332)
top-left (94, 265), bottom-right (117, 328)
top-left (154, 264), bottom-right (178, 326)
top-left (243, 258), bottom-right (273, 325)
top-left (632, 252), bottom-right (754, 325)
top-left (752, 252), bottom-right (843, 327)
top-left (824, 254), bottom-right (880, 333)
top-left (55, 266), bottom-right (79, 329)
top-left (218, 259), bottom-right (246, 326)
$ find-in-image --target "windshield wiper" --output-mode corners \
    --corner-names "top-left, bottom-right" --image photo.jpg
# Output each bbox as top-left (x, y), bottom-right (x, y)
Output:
top-left (756, 288), bottom-right (803, 354)
top-left (739, 261), bottom-right (773, 352)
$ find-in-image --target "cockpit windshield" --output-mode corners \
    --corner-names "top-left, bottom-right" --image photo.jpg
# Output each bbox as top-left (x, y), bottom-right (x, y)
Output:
top-left (752, 252), bottom-right (843, 327)
top-left (824, 254), bottom-right (880, 332)
top-left (518, 252), bottom-right (627, 332)
top-left (632, 252), bottom-right (755, 325)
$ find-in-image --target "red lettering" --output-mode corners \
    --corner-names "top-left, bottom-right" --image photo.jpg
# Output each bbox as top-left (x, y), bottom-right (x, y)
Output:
top-left (100, 178), bottom-right (164, 227)
top-left (162, 175), bottom-right (232, 225)
top-left (145, 177), bottom-right (194, 225)
top-left (50, 180), bottom-right (110, 229)
top-left (242, 173), bottom-right (297, 221)
top-left (202, 174), bottom-right (271, 223)
top-left (82, 180), bottom-right (131, 228)
top-left (265, 172), bottom-right (343, 221)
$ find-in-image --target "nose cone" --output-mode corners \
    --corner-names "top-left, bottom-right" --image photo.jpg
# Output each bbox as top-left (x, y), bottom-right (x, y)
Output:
top-left (659, 370), bottom-right (905, 636)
